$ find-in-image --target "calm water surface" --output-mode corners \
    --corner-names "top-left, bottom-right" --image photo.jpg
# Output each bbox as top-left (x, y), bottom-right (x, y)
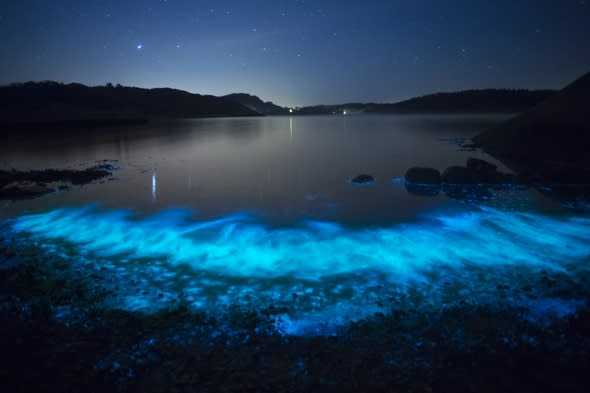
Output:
top-left (1, 114), bottom-right (516, 225)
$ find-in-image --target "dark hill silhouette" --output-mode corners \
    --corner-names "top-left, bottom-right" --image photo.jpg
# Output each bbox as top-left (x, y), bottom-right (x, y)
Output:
top-left (473, 72), bottom-right (590, 168)
top-left (223, 93), bottom-right (288, 115)
top-left (295, 89), bottom-right (555, 115)
top-left (0, 82), bottom-right (559, 128)
top-left (369, 89), bottom-right (555, 114)
top-left (0, 81), bottom-right (258, 127)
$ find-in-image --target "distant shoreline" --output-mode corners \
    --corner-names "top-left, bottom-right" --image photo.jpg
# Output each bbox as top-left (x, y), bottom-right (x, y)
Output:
top-left (1, 81), bottom-right (555, 122)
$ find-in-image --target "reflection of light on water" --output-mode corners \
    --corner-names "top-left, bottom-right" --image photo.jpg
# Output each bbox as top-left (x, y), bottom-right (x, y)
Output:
top-left (9, 206), bottom-right (590, 334)
top-left (151, 169), bottom-right (157, 202)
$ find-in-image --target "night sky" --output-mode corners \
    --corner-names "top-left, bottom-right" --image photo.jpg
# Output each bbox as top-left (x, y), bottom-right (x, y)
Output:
top-left (0, 0), bottom-right (589, 106)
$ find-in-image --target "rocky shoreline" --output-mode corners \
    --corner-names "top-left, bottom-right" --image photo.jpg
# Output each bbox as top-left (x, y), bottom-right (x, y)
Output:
top-left (0, 161), bottom-right (117, 200)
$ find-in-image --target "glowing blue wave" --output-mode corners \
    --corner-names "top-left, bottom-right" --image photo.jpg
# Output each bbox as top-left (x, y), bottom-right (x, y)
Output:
top-left (9, 205), bottom-right (590, 334)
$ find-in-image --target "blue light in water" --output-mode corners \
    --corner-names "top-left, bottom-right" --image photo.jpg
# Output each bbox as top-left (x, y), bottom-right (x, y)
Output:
top-left (8, 206), bottom-right (590, 334)
top-left (151, 169), bottom-right (157, 203)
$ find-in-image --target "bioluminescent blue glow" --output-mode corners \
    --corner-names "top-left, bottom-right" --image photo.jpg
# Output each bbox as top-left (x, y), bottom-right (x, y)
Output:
top-left (8, 206), bottom-right (590, 334)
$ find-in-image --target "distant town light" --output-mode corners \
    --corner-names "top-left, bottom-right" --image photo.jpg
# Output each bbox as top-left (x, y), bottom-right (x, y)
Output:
top-left (289, 108), bottom-right (294, 113)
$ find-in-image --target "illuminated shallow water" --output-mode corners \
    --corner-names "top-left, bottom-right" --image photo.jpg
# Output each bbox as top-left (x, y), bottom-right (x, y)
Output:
top-left (7, 203), bottom-right (590, 334)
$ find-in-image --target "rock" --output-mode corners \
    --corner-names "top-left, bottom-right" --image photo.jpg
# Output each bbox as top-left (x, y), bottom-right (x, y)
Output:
top-left (404, 167), bottom-right (441, 185)
top-left (466, 158), bottom-right (497, 174)
top-left (350, 174), bottom-right (375, 185)
top-left (442, 166), bottom-right (479, 184)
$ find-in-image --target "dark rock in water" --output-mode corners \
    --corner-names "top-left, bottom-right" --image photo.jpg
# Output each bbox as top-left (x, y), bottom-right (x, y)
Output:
top-left (466, 158), bottom-right (497, 174)
top-left (442, 166), bottom-right (479, 184)
top-left (405, 183), bottom-right (441, 197)
top-left (405, 167), bottom-right (441, 185)
top-left (350, 174), bottom-right (375, 185)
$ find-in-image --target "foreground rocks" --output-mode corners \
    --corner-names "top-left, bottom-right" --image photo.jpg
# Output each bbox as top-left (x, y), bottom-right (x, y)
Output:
top-left (405, 159), bottom-right (509, 188)
top-left (406, 157), bottom-right (590, 189)
top-left (403, 157), bottom-right (590, 206)
top-left (0, 163), bottom-right (116, 200)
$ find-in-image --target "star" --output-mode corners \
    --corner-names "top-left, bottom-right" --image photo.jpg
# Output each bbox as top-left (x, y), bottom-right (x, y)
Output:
top-left (136, 44), bottom-right (143, 50)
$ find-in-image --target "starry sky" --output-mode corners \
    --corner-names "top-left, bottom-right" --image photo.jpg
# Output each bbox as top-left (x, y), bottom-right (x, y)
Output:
top-left (0, 0), bottom-right (589, 106)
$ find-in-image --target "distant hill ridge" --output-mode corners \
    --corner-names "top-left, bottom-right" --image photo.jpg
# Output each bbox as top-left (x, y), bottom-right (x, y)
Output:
top-left (0, 81), bottom-right (558, 127)
top-left (371, 89), bottom-right (556, 113)
top-left (223, 93), bottom-right (289, 115)
top-left (0, 81), bottom-right (258, 126)
top-left (295, 89), bottom-right (556, 115)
